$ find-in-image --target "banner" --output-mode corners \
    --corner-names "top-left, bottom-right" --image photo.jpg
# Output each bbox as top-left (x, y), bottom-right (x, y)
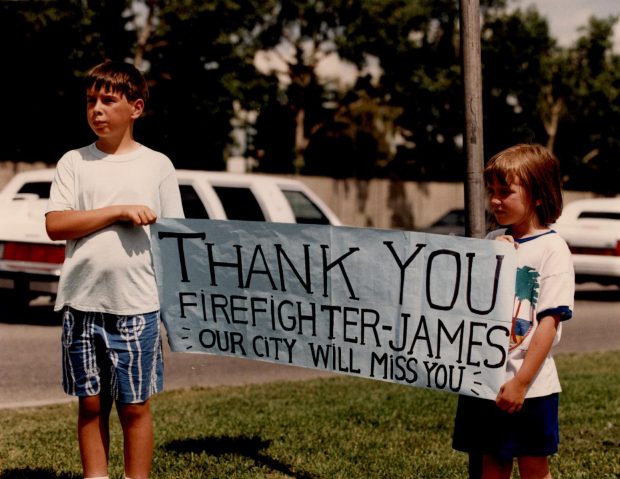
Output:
top-left (152, 219), bottom-right (516, 400)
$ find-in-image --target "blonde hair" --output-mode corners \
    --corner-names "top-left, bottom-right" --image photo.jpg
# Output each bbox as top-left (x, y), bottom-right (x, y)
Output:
top-left (484, 144), bottom-right (563, 225)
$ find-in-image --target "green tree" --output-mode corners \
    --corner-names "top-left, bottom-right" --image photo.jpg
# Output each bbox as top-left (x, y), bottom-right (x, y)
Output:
top-left (1, 0), bottom-right (146, 163)
top-left (129, 0), bottom-right (274, 170)
top-left (3, 0), bottom-right (619, 189)
top-left (552, 16), bottom-right (620, 193)
top-left (248, 0), bottom-right (360, 174)
top-left (336, 0), bottom-right (466, 180)
top-left (480, 6), bottom-right (554, 155)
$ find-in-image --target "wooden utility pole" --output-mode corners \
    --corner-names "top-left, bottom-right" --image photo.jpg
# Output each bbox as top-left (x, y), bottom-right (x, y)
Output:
top-left (459, 0), bottom-right (486, 238)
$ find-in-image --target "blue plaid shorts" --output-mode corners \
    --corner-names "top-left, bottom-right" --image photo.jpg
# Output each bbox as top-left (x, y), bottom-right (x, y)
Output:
top-left (61, 307), bottom-right (164, 403)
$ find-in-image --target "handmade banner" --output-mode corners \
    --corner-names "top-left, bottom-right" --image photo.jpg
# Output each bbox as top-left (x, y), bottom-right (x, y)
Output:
top-left (152, 219), bottom-right (516, 400)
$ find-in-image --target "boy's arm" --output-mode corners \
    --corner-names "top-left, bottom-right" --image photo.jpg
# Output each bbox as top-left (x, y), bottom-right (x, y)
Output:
top-left (495, 314), bottom-right (560, 413)
top-left (46, 205), bottom-right (157, 241)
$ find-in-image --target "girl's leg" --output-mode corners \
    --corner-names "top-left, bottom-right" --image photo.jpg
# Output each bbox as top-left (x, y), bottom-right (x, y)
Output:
top-left (517, 456), bottom-right (552, 479)
top-left (481, 454), bottom-right (513, 479)
top-left (117, 400), bottom-right (154, 479)
top-left (468, 452), bottom-right (482, 479)
top-left (78, 394), bottom-right (113, 478)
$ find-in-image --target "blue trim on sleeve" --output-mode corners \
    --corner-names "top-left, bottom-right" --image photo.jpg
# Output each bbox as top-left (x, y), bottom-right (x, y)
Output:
top-left (537, 306), bottom-right (572, 322)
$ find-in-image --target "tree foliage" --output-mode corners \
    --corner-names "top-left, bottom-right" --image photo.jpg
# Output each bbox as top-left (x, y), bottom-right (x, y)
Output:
top-left (1, 0), bottom-right (619, 192)
top-left (553, 16), bottom-right (620, 193)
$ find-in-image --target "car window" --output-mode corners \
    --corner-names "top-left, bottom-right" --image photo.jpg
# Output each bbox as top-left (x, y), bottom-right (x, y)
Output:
top-left (281, 189), bottom-right (330, 225)
top-left (179, 184), bottom-right (210, 219)
top-left (433, 210), bottom-right (464, 226)
top-left (578, 211), bottom-right (620, 220)
top-left (16, 181), bottom-right (52, 199)
top-left (213, 186), bottom-right (265, 221)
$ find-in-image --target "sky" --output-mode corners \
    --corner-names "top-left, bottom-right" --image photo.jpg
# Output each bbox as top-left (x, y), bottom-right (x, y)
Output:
top-left (513, 0), bottom-right (620, 51)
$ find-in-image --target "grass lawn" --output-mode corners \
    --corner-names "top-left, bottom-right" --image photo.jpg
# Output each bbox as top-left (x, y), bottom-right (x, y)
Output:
top-left (0, 351), bottom-right (618, 478)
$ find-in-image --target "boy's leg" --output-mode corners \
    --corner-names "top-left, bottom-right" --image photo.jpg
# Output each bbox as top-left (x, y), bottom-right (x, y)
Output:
top-left (78, 394), bottom-right (113, 478)
top-left (517, 456), bottom-right (551, 479)
top-left (117, 400), bottom-right (154, 479)
top-left (105, 311), bottom-right (162, 479)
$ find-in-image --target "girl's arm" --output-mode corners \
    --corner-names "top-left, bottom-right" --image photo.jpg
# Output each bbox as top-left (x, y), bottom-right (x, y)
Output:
top-left (46, 205), bottom-right (157, 241)
top-left (495, 314), bottom-right (560, 414)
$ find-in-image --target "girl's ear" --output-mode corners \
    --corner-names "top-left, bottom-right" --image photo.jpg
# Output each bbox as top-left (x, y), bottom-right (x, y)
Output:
top-left (130, 98), bottom-right (145, 119)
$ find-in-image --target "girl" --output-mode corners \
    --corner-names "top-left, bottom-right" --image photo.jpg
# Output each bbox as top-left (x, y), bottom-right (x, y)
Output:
top-left (452, 144), bottom-right (575, 479)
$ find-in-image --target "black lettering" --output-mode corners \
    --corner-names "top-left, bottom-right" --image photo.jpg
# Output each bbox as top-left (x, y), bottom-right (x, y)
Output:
top-left (275, 244), bottom-right (312, 293)
top-left (370, 352), bottom-right (389, 379)
top-left (206, 243), bottom-right (244, 287)
top-left (383, 241), bottom-right (427, 305)
top-left (245, 245), bottom-right (277, 290)
top-left (178, 292), bottom-right (197, 318)
top-left (320, 305), bottom-right (341, 340)
top-left (210, 294), bottom-right (231, 324)
top-left (321, 245), bottom-right (360, 300)
top-left (229, 295), bottom-right (248, 324)
top-left (436, 319), bottom-right (465, 362)
top-left (389, 313), bottom-right (410, 352)
top-left (360, 308), bottom-right (381, 347)
top-left (466, 321), bottom-right (486, 366)
top-left (309, 343), bottom-right (332, 368)
top-left (426, 249), bottom-right (460, 311)
top-left (407, 315), bottom-right (433, 357)
top-left (158, 231), bottom-right (206, 282)
top-left (466, 253), bottom-right (504, 315)
top-left (484, 325), bottom-right (509, 368)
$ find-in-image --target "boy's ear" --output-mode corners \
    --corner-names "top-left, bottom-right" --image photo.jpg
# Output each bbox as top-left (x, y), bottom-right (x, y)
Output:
top-left (130, 98), bottom-right (145, 119)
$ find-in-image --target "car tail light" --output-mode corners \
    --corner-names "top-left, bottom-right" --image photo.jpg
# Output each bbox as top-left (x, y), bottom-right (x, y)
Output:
top-left (1, 242), bottom-right (65, 264)
top-left (616, 240), bottom-right (620, 257)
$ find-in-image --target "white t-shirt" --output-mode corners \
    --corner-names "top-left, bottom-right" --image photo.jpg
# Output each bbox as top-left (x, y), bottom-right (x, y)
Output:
top-left (486, 229), bottom-right (575, 398)
top-left (47, 143), bottom-right (185, 315)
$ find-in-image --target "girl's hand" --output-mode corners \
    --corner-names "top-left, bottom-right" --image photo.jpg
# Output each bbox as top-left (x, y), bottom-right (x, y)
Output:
top-left (496, 377), bottom-right (528, 414)
top-left (495, 235), bottom-right (518, 249)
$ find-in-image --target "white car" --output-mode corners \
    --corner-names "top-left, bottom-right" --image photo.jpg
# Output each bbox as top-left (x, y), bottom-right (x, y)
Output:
top-left (553, 198), bottom-right (620, 286)
top-left (0, 168), bottom-right (341, 310)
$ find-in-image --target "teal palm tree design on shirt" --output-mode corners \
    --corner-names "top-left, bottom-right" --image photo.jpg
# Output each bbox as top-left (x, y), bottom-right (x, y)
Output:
top-left (511, 266), bottom-right (540, 346)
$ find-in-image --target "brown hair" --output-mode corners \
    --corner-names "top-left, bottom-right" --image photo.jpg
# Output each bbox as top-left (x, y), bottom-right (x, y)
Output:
top-left (484, 144), bottom-right (563, 225)
top-left (85, 61), bottom-right (149, 103)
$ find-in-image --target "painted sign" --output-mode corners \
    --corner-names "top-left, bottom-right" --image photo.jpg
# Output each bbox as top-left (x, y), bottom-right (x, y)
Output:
top-left (152, 219), bottom-right (515, 399)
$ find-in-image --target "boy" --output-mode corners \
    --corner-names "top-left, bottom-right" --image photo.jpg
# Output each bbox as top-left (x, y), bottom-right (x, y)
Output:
top-left (46, 61), bottom-right (184, 479)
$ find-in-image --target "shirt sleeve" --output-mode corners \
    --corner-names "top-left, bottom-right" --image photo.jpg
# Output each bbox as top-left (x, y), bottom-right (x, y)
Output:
top-left (46, 151), bottom-right (77, 213)
top-left (536, 238), bottom-right (575, 322)
top-left (159, 167), bottom-right (185, 219)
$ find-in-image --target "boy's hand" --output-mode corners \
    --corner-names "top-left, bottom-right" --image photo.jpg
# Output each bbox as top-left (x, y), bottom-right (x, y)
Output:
top-left (118, 205), bottom-right (158, 225)
top-left (495, 376), bottom-right (527, 414)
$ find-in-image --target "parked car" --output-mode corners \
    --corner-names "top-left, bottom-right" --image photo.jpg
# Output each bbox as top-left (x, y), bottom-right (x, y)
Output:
top-left (0, 168), bottom-right (341, 311)
top-left (553, 198), bottom-right (620, 286)
top-left (422, 208), bottom-right (467, 236)
top-left (422, 208), bottom-right (494, 237)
